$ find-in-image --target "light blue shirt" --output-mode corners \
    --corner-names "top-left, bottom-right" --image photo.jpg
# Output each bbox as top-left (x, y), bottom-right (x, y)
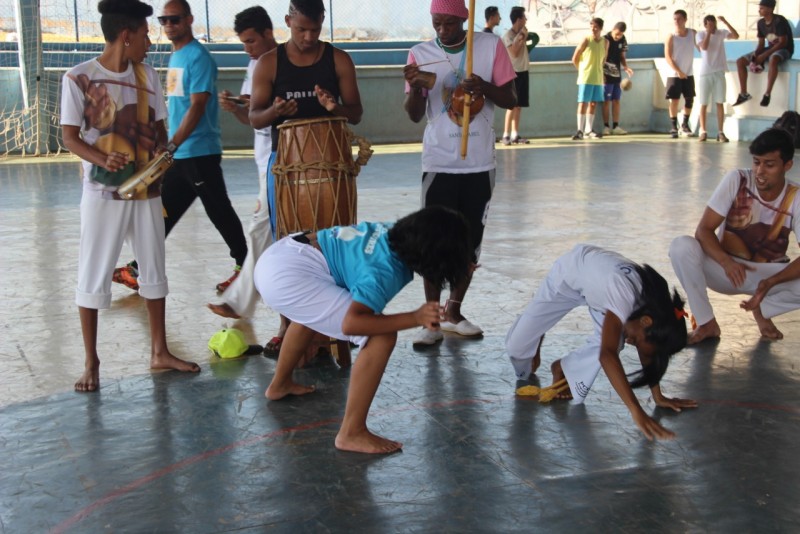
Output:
top-left (317, 222), bottom-right (413, 313)
top-left (165, 39), bottom-right (222, 158)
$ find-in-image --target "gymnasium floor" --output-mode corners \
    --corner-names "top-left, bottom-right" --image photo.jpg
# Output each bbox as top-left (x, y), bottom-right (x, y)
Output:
top-left (2, 135), bottom-right (799, 532)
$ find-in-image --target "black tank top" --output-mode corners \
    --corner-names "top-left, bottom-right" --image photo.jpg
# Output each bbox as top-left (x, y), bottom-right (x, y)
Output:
top-left (271, 42), bottom-right (339, 151)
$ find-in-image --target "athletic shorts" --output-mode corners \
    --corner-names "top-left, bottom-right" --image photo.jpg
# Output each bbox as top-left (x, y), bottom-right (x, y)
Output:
top-left (421, 170), bottom-right (494, 262)
top-left (604, 82), bottom-right (622, 101)
top-left (577, 84), bottom-right (604, 103)
top-left (665, 76), bottom-right (696, 100)
top-left (513, 70), bottom-right (530, 107)
top-left (697, 71), bottom-right (726, 106)
top-left (741, 48), bottom-right (791, 65)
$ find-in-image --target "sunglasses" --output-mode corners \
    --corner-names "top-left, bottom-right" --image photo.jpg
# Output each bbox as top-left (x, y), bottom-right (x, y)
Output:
top-left (157, 15), bottom-right (184, 25)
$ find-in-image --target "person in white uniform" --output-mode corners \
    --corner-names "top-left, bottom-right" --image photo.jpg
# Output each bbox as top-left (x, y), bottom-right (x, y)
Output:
top-left (254, 206), bottom-right (473, 454)
top-left (208, 7), bottom-right (282, 343)
top-left (506, 245), bottom-right (696, 441)
top-left (670, 128), bottom-right (800, 344)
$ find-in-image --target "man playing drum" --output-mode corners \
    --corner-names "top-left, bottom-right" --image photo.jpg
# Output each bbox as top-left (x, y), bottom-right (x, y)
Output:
top-left (248, 0), bottom-right (363, 357)
top-left (403, 0), bottom-right (517, 346)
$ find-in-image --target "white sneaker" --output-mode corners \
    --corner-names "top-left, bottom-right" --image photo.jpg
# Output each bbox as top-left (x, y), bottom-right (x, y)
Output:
top-left (602, 126), bottom-right (611, 136)
top-left (412, 328), bottom-right (444, 346)
top-left (440, 319), bottom-right (484, 336)
top-left (611, 126), bottom-right (627, 135)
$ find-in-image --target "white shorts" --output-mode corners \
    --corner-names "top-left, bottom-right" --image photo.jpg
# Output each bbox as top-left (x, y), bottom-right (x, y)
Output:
top-left (254, 237), bottom-right (368, 348)
top-left (76, 192), bottom-right (167, 309)
top-left (697, 71), bottom-right (726, 106)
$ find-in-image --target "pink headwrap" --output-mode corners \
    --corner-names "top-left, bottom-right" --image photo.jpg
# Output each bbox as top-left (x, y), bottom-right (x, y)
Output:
top-left (430, 0), bottom-right (469, 19)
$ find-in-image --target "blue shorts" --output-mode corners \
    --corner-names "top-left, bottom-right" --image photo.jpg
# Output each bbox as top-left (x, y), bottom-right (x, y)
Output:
top-left (604, 82), bottom-right (622, 101)
top-left (577, 84), bottom-right (604, 103)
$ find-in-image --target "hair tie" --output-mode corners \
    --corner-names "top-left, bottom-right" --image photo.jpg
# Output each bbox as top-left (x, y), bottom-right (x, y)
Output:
top-left (674, 308), bottom-right (688, 320)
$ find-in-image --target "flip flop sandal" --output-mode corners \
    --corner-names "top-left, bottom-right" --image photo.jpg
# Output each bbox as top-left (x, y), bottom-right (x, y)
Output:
top-left (263, 336), bottom-right (283, 356)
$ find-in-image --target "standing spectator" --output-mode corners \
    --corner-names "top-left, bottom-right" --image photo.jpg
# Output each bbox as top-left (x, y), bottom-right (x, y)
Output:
top-left (208, 6), bottom-right (278, 321)
top-left (602, 22), bottom-right (633, 136)
top-left (696, 15), bottom-right (738, 142)
top-left (402, 0), bottom-right (517, 345)
top-left (483, 6), bottom-right (500, 34)
top-left (665, 9), bottom-right (697, 138)
top-left (732, 0), bottom-right (793, 108)
top-left (571, 18), bottom-right (608, 140)
top-left (501, 6), bottom-right (530, 145)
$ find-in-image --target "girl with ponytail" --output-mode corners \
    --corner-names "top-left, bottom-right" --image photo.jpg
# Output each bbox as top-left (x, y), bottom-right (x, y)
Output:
top-left (506, 244), bottom-right (697, 440)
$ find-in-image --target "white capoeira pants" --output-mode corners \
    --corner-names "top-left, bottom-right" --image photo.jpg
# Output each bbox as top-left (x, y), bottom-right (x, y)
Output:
top-left (220, 172), bottom-right (273, 318)
top-left (254, 237), bottom-right (368, 348)
top-left (669, 235), bottom-right (800, 325)
top-left (77, 192), bottom-right (167, 309)
top-left (506, 255), bottom-right (620, 404)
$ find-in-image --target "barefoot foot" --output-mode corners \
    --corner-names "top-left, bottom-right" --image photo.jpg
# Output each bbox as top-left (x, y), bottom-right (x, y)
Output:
top-left (335, 429), bottom-right (403, 454)
top-left (206, 302), bottom-right (241, 319)
top-left (265, 381), bottom-right (315, 400)
top-left (150, 352), bottom-right (201, 373)
top-left (753, 309), bottom-right (783, 340)
top-left (550, 359), bottom-right (573, 400)
top-left (75, 361), bottom-right (100, 392)
top-left (688, 318), bottom-right (721, 345)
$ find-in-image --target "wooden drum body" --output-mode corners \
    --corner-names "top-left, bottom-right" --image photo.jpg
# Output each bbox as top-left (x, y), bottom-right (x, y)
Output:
top-left (273, 116), bottom-right (371, 238)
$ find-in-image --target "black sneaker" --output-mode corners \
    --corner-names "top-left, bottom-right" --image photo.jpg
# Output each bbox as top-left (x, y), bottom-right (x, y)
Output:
top-left (732, 93), bottom-right (752, 106)
top-left (571, 130), bottom-right (584, 140)
top-left (501, 135), bottom-right (512, 145)
top-left (680, 124), bottom-right (694, 137)
top-left (669, 127), bottom-right (679, 139)
top-left (760, 94), bottom-right (771, 107)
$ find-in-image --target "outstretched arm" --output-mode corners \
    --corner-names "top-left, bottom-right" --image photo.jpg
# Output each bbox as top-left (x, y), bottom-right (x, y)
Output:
top-left (598, 312), bottom-right (676, 441)
top-left (341, 301), bottom-right (441, 336)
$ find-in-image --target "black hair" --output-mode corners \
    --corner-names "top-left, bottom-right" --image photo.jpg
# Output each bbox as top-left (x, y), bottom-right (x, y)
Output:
top-left (674, 9), bottom-right (687, 19)
top-left (590, 17), bottom-right (604, 29)
top-left (388, 206), bottom-right (472, 289)
top-left (166, 0), bottom-right (192, 16)
top-left (613, 21), bottom-right (626, 32)
top-left (289, 0), bottom-right (325, 21)
top-left (750, 127), bottom-right (795, 163)
top-left (234, 6), bottom-right (273, 34)
top-left (510, 6), bottom-right (525, 23)
top-left (626, 264), bottom-right (688, 389)
top-left (703, 14), bottom-right (716, 25)
top-left (484, 6), bottom-right (498, 21)
top-left (98, 0), bottom-right (152, 41)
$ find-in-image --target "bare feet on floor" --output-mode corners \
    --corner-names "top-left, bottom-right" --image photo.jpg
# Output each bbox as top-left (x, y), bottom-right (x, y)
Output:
top-left (753, 309), bottom-right (784, 340)
top-left (206, 302), bottom-right (241, 319)
top-left (688, 318), bottom-right (721, 345)
top-left (151, 352), bottom-right (201, 373)
top-left (265, 381), bottom-right (315, 400)
top-left (335, 429), bottom-right (403, 454)
top-left (550, 359), bottom-right (573, 400)
top-left (75, 359), bottom-right (100, 392)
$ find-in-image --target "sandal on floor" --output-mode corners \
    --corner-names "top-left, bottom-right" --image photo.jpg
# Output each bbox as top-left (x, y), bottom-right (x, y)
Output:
top-left (263, 336), bottom-right (283, 356)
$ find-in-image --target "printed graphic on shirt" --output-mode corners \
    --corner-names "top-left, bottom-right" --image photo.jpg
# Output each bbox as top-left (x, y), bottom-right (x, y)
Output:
top-left (331, 226), bottom-right (367, 242)
top-left (439, 63), bottom-right (483, 127)
top-left (66, 71), bottom-right (159, 186)
top-left (166, 68), bottom-right (185, 97)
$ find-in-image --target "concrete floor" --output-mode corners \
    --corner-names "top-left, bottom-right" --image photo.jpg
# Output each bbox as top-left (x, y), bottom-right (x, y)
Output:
top-left (1, 135), bottom-right (799, 532)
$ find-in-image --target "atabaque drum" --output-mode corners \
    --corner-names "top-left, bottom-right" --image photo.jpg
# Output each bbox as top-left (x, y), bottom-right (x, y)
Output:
top-left (273, 116), bottom-right (372, 238)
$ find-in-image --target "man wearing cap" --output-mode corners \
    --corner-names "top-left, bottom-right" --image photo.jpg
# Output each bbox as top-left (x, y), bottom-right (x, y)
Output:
top-left (732, 0), bottom-right (794, 108)
top-left (501, 6), bottom-right (530, 145)
top-left (403, 0), bottom-right (517, 346)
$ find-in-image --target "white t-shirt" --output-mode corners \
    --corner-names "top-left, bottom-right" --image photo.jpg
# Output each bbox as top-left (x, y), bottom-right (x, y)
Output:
top-left (241, 58), bottom-right (272, 172)
top-left (61, 59), bottom-right (167, 193)
top-left (669, 29), bottom-right (696, 77)
top-left (558, 244), bottom-right (642, 324)
top-left (696, 29), bottom-right (730, 75)
top-left (502, 28), bottom-right (529, 72)
top-left (407, 32), bottom-right (516, 173)
top-left (708, 169), bottom-right (800, 263)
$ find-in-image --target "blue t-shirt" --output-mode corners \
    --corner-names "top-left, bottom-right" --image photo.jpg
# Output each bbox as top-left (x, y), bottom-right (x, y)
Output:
top-left (317, 222), bottom-right (414, 313)
top-left (165, 39), bottom-right (222, 159)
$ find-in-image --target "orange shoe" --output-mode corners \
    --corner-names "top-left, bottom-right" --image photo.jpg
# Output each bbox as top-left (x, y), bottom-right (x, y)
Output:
top-left (215, 265), bottom-right (241, 293)
top-left (112, 263), bottom-right (139, 291)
